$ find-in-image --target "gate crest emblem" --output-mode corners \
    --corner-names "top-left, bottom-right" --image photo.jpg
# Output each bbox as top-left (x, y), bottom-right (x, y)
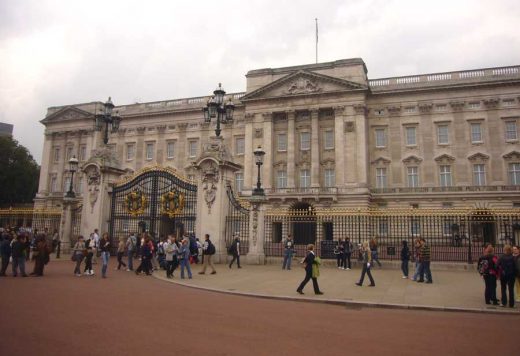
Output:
top-left (124, 189), bottom-right (147, 216)
top-left (160, 190), bottom-right (185, 218)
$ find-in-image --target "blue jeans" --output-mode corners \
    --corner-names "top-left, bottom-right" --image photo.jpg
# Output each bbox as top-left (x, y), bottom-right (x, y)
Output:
top-left (401, 259), bottom-right (409, 277)
top-left (282, 250), bottom-right (293, 269)
top-left (412, 262), bottom-right (420, 280)
top-left (12, 257), bottom-right (26, 276)
top-left (101, 251), bottom-right (109, 277)
top-left (180, 258), bottom-right (192, 278)
top-left (127, 250), bottom-right (134, 270)
top-left (417, 261), bottom-right (432, 282)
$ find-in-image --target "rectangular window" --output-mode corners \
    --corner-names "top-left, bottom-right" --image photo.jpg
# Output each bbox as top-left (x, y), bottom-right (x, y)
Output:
top-left (166, 142), bottom-right (175, 159)
top-left (435, 104), bottom-right (447, 111)
top-left (76, 176), bottom-right (83, 194)
top-left (300, 169), bottom-right (310, 188)
top-left (277, 134), bottom-right (287, 151)
top-left (437, 125), bottom-right (449, 144)
top-left (50, 175), bottom-right (57, 193)
top-left (376, 168), bottom-right (387, 188)
top-left (79, 145), bottom-right (87, 161)
top-left (469, 102), bottom-right (480, 109)
top-left (407, 166), bottom-right (419, 187)
top-left (473, 164), bottom-right (486, 186)
top-left (324, 169), bottom-right (335, 187)
top-left (505, 121), bottom-right (518, 141)
top-left (324, 130), bottom-right (334, 150)
top-left (145, 143), bottom-right (154, 160)
top-left (235, 173), bottom-right (244, 193)
top-left (471, 123), bottom-right (482, 143)
top-left (54, 148), bottom-right (60, 163)
top-left (375, 129), bottom-right (386, 148)
top-left (66, 146), bottom-right (73, 160)
top-left (126, 144), bottom-right (135, 161)
top-left (509, 163), bottom-right (520, 185)
top-left (300, 132), bottom-right (311, 151)
top-left (188, 141), bottom-right (198, 158)
top-left (276, 170), bottom-right (287, 189)
top-left (63, 177), bottom-right (71, 193)
top-left (439, 165), bottom-right (452, 187)
top-left (235, 137), bottom-right (245, 155)
top-left (406, 127), bottom-right (416, 146)
top-left (405, 106), bottom-right (416, 113)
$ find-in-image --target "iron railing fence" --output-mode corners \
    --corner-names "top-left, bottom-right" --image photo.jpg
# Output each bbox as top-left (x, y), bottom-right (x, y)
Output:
top-left (0, 208), bottom-right (62, 235)
top-left (264, 208), bottom-right (520, 263)
top-left (224, 184), bottom-right (250, 254)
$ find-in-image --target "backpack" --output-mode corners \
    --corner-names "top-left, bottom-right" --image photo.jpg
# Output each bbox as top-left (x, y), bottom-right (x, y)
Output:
top-left (207, 241), bottom-right (216, 255)
top-left (500, 256), bottom-right (515, 277)
top-left (477, 256), bottom-right (490, 276)
top-left (189, 237), bottom-right (198, 255)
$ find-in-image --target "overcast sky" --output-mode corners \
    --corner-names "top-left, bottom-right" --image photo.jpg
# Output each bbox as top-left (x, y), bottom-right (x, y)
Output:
top-left (1, 0), bottom-right (519, 164)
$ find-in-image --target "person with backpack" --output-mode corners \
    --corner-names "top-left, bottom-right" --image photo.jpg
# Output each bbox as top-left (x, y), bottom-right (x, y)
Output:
top-left (296, 244), bottom-right (323, 295)
top-left (477, 244), bottom-right (499, 305)
top-left (199, 233), bottom-right (216, 275)
top-left (497, 245), bottom-right (517, 308)
top-left (179, 238), bottom-right (193, 279)
top-left (228, 235), bottom-right (241, 269)
top-left (188, 234), bottom-right (199, 264)
top-left (126, 233), bottom-right (137, 271)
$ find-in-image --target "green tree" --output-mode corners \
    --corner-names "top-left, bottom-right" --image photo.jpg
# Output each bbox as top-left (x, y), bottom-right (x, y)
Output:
top-left (0, 136), bottom-right (40, 207)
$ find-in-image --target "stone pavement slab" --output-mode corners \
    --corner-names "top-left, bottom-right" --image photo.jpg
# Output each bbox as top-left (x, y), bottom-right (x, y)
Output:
top-left (153, 263), bottom-right (520, 314)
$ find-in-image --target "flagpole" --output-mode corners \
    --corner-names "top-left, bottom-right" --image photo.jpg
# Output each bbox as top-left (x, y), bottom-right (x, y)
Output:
top-left (315, 18), bottom-right (318, 64)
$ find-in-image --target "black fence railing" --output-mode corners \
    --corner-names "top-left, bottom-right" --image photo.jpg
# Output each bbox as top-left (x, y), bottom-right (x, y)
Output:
top-left (0, 208), bottom-right (62, 234)
top-left (264, 208), bottom-right (520, 263)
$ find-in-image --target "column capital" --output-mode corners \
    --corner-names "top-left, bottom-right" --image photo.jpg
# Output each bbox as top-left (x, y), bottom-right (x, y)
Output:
top-left (353, 104), bottom-right (367, 115)
top-left (262, 112), bottom-right (273, 121)
top-left (310, 108), bottom-right (320, 117)
top-left (333, 105), bottom-right (346, 115)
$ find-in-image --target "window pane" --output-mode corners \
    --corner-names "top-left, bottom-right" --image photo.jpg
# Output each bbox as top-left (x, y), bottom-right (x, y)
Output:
top-left (324, 131), bottom-right (334, 149)
top-left (375, 129), bottom-right (386, 147)
top-left (300, 132), bottom-right (310, 150)
top-left (235, 137), bottom-right (245, 155)
top-left (406, 127), bottom-right (416, 146)
top-left (473, 164), bottom-right (486, 186)
top-left (300, 169), bottom-right (310, 188)
top-left (440, 165), bottom-right (452, 187)
top-left (505, 121), bottom-right (517, 140)
top-left (438, 125), bottom-right (449, 144)
top-left (376, 168), bottom-right (387, 188)
top-left (277, 170), bottom-right (287, 188)
top-left (146, 143), bottom-right (154, 160)
top-left (407, 166), bottom-right (419, 187)
top-left (189, 141), bottom-right (198, 157)
top-left (324, 169), bottom-right (335, 187)
top-left (471, 123), bottom-right (482, 142)
top-left (167, 142), bottom-right (175, 158)
top-left (509, 163), bottom-right (520, 185)
top-left (235, 173), bottom-right (244, 192)
top-left (277, 134), bottom-right (287, 151)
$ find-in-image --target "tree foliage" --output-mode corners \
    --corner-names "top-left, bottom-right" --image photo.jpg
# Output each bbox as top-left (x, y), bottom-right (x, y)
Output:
top-left (0, 136), bottom-right (40, 207)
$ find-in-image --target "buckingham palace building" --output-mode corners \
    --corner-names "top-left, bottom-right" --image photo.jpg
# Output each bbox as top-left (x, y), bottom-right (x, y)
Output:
top-left (34, 58), bottom-right (520, 262)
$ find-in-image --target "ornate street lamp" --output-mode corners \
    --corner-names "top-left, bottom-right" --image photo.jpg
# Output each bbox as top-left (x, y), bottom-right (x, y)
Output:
top-left (252, 146), bottom-right (266, 196)
top-left (94, 97), bottom-right (122, 144)
top-left (65, 156), bottom-right (79, 198)
top-left (202, 83), bottom-right (235, 137)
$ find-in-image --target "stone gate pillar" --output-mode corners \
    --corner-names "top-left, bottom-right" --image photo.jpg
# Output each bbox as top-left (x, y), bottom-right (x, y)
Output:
top-left (59, 197), bottom-right (76, 253)
top-left (193, 137), bottom-right (241, 263)
top-left (246, 195), bottom-right (267, 264)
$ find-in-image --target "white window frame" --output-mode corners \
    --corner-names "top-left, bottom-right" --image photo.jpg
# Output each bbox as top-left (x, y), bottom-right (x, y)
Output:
top-left (439, 165), bottom-right (452, 187)
top-left (276, 170), bottom-right (287, 189)
top-left (300, 132), bottom-right (311, 151)
top-left (126, 144), bottom-right (135, 161)
top-left (375, 129), bottom-right (387, 148)
top-left (300, 169), bottom-right (311, 188)
top-left (66, 146), bottom-right (74, 160)
top-left (324, 169), bottom-right (335, 187)
top-left (79, 145), bottom-right (87, 161)
top-left (376, 168), bottom-right (387, 188)
top-left (53, 148), bottom-right (60, 163)
top-left (473, 164), bottom-right (486, 186)
top-left (63, 176), bottom-right (71, 193)
top-left (166, 141), bottom-right (175, 159)
top-left (76, 176), bottom-right (83, 195)
top-left (407, 166), bottom-right (419, 188)
top-left (50, 175), bottom-right (57, 193)
top-left (405, 126), bottom-right (417, 146)
top-left (145, 143), bottom-right (154, 161)
top-left (235, 137), bottom-right (245, 155)
top-left (471, 123), bottom-right (483, 143)
top-left (324, 130), bottom-right (334, 150)
top-left (188, 140), bottom-right (198, 158)
top-left (235, 172), bottom-right (244, 193)
top-left (277, 133), bottom-right (287, 152)
top-left (505, 121), bottom-right (518, 141)
top-left (437, 125), bottom-right (449, 145)
top-left (509, 163), bottom-right (520, 185)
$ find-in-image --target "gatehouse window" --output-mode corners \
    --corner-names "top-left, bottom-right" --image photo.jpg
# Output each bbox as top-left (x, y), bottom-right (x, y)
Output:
top-left (188, 140), bottom-right (198, 158)
top-left (324, 130), bottom-right (334, 150)
top-left (126, 144), bottom-right (135, 161)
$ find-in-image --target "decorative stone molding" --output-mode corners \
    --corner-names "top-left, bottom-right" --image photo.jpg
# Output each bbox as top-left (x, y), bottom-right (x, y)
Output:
top-left (402, 155), bottom-right (423, 165)
top-left (156, 125), bottom-right (167, 133)
top-left (262, 112), bottom-right (272, 122)
top-left (285, 77), bottom-right (321, 95)
top-left (136, 126), bottom-right (146, 135)
top-left (503, 150), bottom-right (520, 161)
top-left (418, 102), bottom-right (433, 113)
top-left (434, 153), bottom-right (456, 163)
top-left (467, 152), bottom-right (490, 162)
top-left (117, 128), bottom-right (127, 137)
top-left (320, 158), bottom-right (335, 168)
top-left (255, 128), bottom-right (263, 138)
top-left (84, 165), bottom-right (101, 214)
top-left (450, 101), bottom-right (465, 111)
top-left (177, 122), bottom-right (189, 131)
top-left (344, 121), bottom-right (355, 133)
top-left (483, 98), bottom-right (499, 108)
top-left (352, 104), bottom-right (366, 115)
top-left (387, 106), bottom-right (401, 116)
top-left (371, 157), bottom-right (391, 165)
top-left (273, 160), bottom-right (287, 168)
top-left (244, 112), bottom-right (255, 122)
top-left (252, 208), bottom-right (259, 246)
top-left (199, 160), bottom-right (219, 214)
top-left (334, 105), bottom-right (346, 115)
top-left (200, 122), bottom-right (210, 129)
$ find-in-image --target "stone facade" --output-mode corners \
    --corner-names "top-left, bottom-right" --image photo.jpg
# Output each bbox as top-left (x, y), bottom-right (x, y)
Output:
top-left (36, 58), bottom-right (520, 216)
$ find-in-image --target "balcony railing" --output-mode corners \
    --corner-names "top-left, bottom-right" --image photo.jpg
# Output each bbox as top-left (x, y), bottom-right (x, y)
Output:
top-left (371, 185), bottom-right (520, 194)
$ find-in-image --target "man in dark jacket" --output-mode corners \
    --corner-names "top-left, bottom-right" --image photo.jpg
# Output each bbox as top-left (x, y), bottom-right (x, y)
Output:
top-left (0, 233), bottom-right (12, 276)
top-left (11, 234), bottom-right (28, 277)
top-left (228, 235), bottom-right (241, 269)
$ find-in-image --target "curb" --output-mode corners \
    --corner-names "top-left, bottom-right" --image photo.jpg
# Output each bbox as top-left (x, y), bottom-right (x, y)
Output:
top-left (151, 274), bottom-right (519, 316)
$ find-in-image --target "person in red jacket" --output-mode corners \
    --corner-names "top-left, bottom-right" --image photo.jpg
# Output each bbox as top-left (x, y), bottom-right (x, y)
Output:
top-left (477, 244), bottom-right (499, 305)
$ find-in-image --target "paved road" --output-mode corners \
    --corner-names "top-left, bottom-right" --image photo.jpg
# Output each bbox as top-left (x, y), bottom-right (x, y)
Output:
top-left (0, 259), bottom-right (518, 356)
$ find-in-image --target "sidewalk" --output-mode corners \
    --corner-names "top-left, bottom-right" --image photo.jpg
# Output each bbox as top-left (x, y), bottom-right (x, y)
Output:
top-left (153, 262), bottom-right (520, 314)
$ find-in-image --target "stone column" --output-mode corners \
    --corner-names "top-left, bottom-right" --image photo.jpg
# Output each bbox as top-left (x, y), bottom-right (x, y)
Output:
top-left (59, 197), bottom-right (75, 253)
top-left (354, 104), bottom-right (369, 189)
top-left (244, 114), bottom-right (254, 190)
top-left (287, 110), bottom-right (296, 188)
top-left (262, 113), bottom-right (273, 189)
top-left (36, 132), bottom-right (54, 199)
top-left (246, 197), bottom-right (267, 264)
top-left (310, 109), bottom-right (320, 187)
top-left (334, 106), bottom-right (346, 187)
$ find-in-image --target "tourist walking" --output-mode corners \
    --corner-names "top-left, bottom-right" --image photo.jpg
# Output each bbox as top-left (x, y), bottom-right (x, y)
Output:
top-left (116, 237), bottom-right (127, 270)
top-left (282, 234), bottom-right (295, 270)
top-left (417, 238), bottom-right (433, 283)
top-left (199, 234), bottom-right (216, 275)
top-left (497, 245), bottom-right (517, 308)
top-left (336, 239), bottom-right (345, 269)
top-left (31, 234), bottom-right (51, 276)
top-left (0, 232), bottom-right (12, 276)
top-left (180, 238), bottom-right (193, 279)
top-left (477, 244), bottom-right (499, 305)
top-left (411, 238), bottom-right (422, 281)
top-left (296, 244), bottom-right (323, 295)
top-left (369, 238), bottom-right (382, 268)
top-left (92, 229), bottom-right (100, 264)
top-left (228, 235), bottom-right (241, 269)
top-left (401, 240), bottom-right (410, 279)
top-left (356, 241), bottom-right (375, 287)
top-left (126, 232), bottom-right (137, 271)
top-left (344, 238), bottom-right (353, 270)
top-left (11, 234), bottom-right (28, 277)
top-left (513, 245), bottom-right (520, 302)
top-left (136, 234), bottom-right (152, 275)
top-left (84, 235), bottom-right (95, 275)
top-left (164, 235), bottom-right (179, 278)
top-left (72, 236), bottom-right (85, 276)
top-left (100, 233), bottom-right (111, 278)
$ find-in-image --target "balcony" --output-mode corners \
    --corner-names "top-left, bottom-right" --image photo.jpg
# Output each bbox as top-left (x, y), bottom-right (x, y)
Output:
top-left (370, 185), bottom-right (520, 194)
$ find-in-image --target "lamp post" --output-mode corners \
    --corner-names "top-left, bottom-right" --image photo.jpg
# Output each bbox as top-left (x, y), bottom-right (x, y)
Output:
top-left (252, 146), bottom-right (265, 196)
top-left (65, 156), bottom-right (79, 198)
top-left (94, 97), bottom-right (122, 145)
top-left (202, 83), bottom-right (235, 137)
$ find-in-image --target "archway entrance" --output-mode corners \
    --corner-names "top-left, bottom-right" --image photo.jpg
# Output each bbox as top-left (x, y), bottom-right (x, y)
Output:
top-left (290, 202), bottom-right (316, 245)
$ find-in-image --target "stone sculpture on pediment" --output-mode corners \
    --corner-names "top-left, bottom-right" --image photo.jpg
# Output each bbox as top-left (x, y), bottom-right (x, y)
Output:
top-left (286, 77), bottom-right (321, 95)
